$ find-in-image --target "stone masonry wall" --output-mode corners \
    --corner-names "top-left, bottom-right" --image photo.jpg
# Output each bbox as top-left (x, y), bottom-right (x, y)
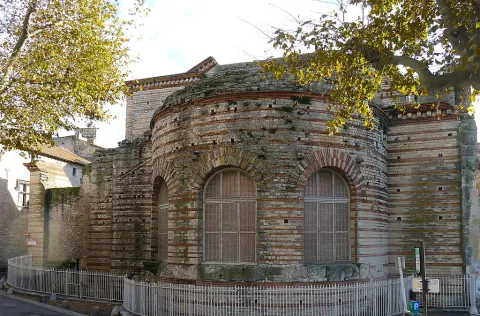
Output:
top-left (387, 112), bottom-right (463, 275)
top-left (85, 139), bottom-right (153, 273)
top-left (54, 136), bottom-right (102, 161)
top-left (45, 187), bottom-right (87, 265)
top-left (78, 61), bottom-right (473, 286)
top-left (26, 157), bottom-right (86, 265)
top-left (125, 86), bottom-right (185, 141)
top-left (151, 84), bottom-right (390, 282)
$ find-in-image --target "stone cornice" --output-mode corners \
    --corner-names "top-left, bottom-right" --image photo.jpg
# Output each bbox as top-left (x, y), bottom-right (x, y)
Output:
top-left (186, 56), bottom-right (217, 73)
top-left (125, 57), bottom-right (218, 92)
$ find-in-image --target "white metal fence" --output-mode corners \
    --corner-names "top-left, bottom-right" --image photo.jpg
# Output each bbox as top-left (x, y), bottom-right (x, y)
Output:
top-left (8, 255), bottom-right (124, 302)
top-left (8, 255), bottom-right (476, 314)
top-left (420, 274), bottom-right (475, 309)
top-left (124, 276), bottom-right (414, 316)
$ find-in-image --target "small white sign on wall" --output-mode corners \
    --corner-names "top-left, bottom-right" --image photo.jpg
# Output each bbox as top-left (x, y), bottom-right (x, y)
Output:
top-left (27, 239), bottom-right (37, 246)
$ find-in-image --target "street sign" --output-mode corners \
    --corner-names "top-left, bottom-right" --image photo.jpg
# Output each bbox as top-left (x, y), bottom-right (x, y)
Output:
top-left (27, 239), bottom-right (36, 246)
top-left (412, 278), bottom-right (440, 293)
top-left (415, 247), bottom-right (420, 273)
top-left (409, 300), bottom-right (420, 313)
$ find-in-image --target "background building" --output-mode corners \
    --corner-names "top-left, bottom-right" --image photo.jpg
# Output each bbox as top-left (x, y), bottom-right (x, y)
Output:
top-left (0, 130), bottom-right (101, 268)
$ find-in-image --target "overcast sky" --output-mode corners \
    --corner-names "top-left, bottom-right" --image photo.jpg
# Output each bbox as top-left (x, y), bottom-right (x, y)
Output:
top-left (91, 0), bottom-right (480, 148)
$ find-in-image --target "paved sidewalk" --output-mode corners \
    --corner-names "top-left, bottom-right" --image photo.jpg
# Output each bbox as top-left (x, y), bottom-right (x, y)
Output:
top-left (0, 291), bottom-right (84, 316)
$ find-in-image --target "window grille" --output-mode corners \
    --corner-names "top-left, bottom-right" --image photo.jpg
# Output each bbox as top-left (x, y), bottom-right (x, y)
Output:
top-left (304, 169), bottom-right (350, 262)
top-left (157, 180), bottom-right (169, 261)
top-left (204, 169), bottom-right (256, 262)
top-left (17, 180), bottom-right (29, 208)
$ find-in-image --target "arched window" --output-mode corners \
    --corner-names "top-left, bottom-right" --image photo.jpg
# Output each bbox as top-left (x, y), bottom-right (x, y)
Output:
top-left (304, 169), bottom-right (350, 262)
top-left (155, 179), bottom-right (169, 261)
top-left (203, 169), bottom-right (256, 262)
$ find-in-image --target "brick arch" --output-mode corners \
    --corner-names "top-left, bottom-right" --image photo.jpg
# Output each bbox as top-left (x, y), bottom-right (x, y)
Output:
top-left (189, 146), bottom-right (270, 192)
top-left (151, 156), bottom-right (179, 190)
top-left (151, 175), bottom-right (168, 261)
top-left (295, 148), bottom-right (365, 192)
top-left (294, 148), bottom-right (365, 263)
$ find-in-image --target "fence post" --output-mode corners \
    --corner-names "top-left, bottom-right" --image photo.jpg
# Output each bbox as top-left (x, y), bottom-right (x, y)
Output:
top-left (470, 274), bottom-right (478, 315)
top-left (79, 271), bottom-right (83, 299)
top-left (65, 270), bottom-right (68, 297)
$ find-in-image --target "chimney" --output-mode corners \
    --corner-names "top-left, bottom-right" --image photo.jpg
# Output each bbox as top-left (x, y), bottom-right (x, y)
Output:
top-left (75, 128), bottom-right (97, 145)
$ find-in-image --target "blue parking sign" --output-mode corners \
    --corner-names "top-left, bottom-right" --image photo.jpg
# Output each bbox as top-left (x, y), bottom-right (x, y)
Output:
top-left (409, 300), bottom-right (420, 312)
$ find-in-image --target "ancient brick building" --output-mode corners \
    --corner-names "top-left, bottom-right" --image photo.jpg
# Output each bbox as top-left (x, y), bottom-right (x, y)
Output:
top-left (75, 57), bottom-right (479, 284)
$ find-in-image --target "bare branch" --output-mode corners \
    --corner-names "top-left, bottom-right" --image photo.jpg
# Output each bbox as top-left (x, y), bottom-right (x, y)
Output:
top-left (268, 3), bottom-right (301, 24)
top-left (238, 18), bottom-right (274, 40)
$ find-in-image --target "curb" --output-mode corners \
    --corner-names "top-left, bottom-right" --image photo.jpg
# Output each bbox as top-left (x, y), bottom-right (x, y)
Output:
top-left (0, 290), bottom-right (86, 316)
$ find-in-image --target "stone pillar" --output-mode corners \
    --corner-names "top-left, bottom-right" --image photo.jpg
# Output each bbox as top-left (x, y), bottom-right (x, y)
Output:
top-left (24, 163), bottom-right (46, 265)
top-left (458, 112), bottom-right (480, 313)
top-left (125, 95), bottom-right (133, 140)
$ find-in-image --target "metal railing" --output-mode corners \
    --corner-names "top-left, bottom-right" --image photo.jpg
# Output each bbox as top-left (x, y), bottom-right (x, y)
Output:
top-left (8, 255), bottom-right (124, 302)
top-left (8, 255), bottom-right (476, 314)
top-left (420, 274), bottom-right (475, 309)
top-left (124, 276), bottom-right (414, 316)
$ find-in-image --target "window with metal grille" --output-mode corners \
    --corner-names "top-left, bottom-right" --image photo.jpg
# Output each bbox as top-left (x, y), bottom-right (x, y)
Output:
top-left (204, 169), bottom-right (256, 262)
top-left (304, 169), bottom-right (350, 262)
top-left (17, 180), bottom-right (29, 208)
top-left (157, 180), bottom-right (169, 261)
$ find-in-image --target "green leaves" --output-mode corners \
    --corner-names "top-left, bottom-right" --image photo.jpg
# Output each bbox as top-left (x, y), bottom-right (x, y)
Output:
top-left (260, 0), bottom-right (480, 133)
top-left (0, 0), bottom-right (146, 151)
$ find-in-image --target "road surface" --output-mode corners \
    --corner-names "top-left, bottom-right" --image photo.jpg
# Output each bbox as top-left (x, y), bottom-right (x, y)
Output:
top-left (0, 294), bottom-right (71, 316)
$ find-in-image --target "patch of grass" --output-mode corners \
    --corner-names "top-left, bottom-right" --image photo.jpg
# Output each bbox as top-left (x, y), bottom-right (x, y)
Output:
top-left (276, 106), bottom-right (294, 113)
top-left (291, 96), bottom-right (312, 105)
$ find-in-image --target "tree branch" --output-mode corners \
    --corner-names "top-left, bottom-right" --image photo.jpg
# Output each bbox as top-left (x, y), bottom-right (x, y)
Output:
top-left (348, 37), bottom-right (478, 90)
top-left (0, 0), bottom-right (38, 95)
top-left (472, 0), bottom-right (480, 16)
top-left (436, 0), bottom-right (471, 54)
top-left (379, 55), bottom-right (479, 90)
top-left (29, 20), bottom-right (64, 38)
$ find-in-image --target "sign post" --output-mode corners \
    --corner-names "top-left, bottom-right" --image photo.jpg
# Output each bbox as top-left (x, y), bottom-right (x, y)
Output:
top-left (420, 242), bottom-right (428, 316)
top-left (396, 256), bottom-right (408, 313)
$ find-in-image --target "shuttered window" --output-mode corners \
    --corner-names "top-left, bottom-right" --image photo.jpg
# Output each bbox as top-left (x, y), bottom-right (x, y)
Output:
top-left (304, 169), bottom-right (350, 262)
top-left (204, 170), bottom-right (256, 262)
top-left (157, 181), bottom-right (169, 261)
